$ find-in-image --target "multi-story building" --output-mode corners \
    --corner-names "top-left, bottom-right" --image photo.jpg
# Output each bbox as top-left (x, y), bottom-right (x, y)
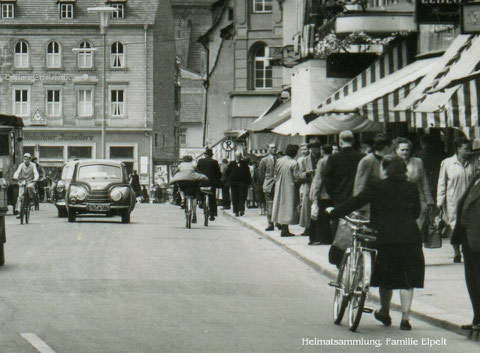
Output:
top-left (0, 0), bottom-right (176, 185)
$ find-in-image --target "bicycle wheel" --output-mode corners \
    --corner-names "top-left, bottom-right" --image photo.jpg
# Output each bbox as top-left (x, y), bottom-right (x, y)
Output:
top-left (348, 252), bottom-right (367, 331)
top-left (24, 195), bottom-right (30, 224)
top-left (333, 253), bottom-right (350, 325)
top-left (19, 197), bottom-right (25, 225)
top-left (185, 197), bottom-right (192, 229)
top-left (204, 195), bottom-right (209, 227)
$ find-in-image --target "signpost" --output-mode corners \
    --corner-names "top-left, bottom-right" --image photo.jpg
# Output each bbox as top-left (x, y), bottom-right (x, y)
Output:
top-left (415, 0), bottom-right (462, 24)
top-left (222, 139), bottom-right (235, 152)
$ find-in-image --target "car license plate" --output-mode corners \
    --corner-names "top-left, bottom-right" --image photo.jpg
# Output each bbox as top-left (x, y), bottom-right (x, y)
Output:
top-left (87, 203), bottom-right (110, 212)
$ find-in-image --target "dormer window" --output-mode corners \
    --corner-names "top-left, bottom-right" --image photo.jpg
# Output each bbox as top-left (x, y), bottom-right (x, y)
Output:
top-left (60, 3), bottom-right (74, 19)
top-left (111, 4), bottom-right (124, 18)
top-left (1, 3), bottom-right (14, 18)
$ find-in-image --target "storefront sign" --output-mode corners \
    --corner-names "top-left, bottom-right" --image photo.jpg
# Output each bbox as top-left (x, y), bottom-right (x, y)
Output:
top-left (461, 3), bottom-right (480, 33)
top-left (24, 133), bottom-right (94, 141)
top-left (1, 73), bottom-right (75, 82)
top-left (415, 0), bottom-right (462, 24)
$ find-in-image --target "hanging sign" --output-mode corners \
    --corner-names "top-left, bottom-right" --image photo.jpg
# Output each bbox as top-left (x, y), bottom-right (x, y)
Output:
top-left (415, 0), bottom-right (462, 24)
top-left (461, 2), bottom-right (480, 33)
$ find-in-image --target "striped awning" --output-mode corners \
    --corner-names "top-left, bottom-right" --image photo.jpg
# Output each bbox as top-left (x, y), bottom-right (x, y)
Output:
top-left (306, 40), bottom-right (416, 125)
top-left (249, 98), bottom-right (291, 132)
top-left (312, 58), bottom-right (437, 123)
top-left (391, 35), bottom-right (480, 135)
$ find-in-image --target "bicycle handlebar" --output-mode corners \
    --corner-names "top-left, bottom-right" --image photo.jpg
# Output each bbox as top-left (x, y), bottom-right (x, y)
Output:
top-left (344, 214), bottom-right (370, 226)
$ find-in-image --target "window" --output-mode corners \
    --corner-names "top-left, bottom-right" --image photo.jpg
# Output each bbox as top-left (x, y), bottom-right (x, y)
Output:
top-left (2, 3), bottom-right (14, 18)
top-left (179, 129), bottom-right (187, 146)
top-left (78, 41), bottom-right (93, 68)
top-left (111, 4), bottom-right (124, 18)
top-left (14, 88), bottom-right (29, 117)
top-left (110, 146), bottom-right (134, 159)
top-left (78, 89), bottom-right (93, 117)
top-left (60, 4), bottom-right (74, 19)
top-left (110, 89), bottom-right (125, 117)
top-left (14, 41), bottom-right (29, 68)
top-left (46, 41), bottom-right (61, 68)
top-left (39, 146), bottom-right (64, 159)
top-left (111, 42), bottom-right (125, 68)
top-left (68, 146), bottom-right (92, 159)
top-left (46, 89), bottom-right (62, 117)
top-left (0, 134), bottom-right (8, 156)
top-left (253, 0), bottom-right (272, 13)
top-left (253, 45), bottom-right (272, 89)
top-left (227, 7), bottom-right (234, 21)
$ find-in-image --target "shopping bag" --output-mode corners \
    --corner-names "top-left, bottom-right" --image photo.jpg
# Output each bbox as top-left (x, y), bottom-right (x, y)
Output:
top-left (332, 218), bottom-right (353, 252)
top-left (423, 207), bottom-right (443, 249)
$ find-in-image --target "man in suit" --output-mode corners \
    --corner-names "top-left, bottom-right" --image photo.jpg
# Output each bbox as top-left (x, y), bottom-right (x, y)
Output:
top-left (324, 130), bottom-right (364, 267)
top-left (452, 140), bottom-right (480, 331)
top-left (196, 148), bottom-right (222, 221)
top-left (258, 143), bottom-right (277, 231)
top-left (226, 151), bottom-right (252, 217)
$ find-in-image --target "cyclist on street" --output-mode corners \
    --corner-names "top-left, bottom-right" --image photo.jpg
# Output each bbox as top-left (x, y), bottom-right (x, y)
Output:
top-left (13, 153), bottom-right (39, 218)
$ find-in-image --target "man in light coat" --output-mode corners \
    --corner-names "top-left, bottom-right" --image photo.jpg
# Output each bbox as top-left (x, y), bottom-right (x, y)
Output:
top-left (258, 143), bottom-right (277, 231)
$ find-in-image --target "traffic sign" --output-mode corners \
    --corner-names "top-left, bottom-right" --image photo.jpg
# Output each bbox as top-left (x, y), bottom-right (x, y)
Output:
top-left (222, 139), bottom-right (235, 151)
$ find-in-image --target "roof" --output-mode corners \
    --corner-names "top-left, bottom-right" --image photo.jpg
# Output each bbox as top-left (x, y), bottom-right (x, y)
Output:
top-left (76, 159), bottom-right (125, 166)
top-left (0, 0), bottom-right (163, 26)
top-left (0, 114), bottom-right (24, 128)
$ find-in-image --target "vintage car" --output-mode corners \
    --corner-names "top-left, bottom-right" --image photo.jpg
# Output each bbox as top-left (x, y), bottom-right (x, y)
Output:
top-left (54, 160), bottom-right (78, 218)
top-left (66, 159), bottom-right (135, 223)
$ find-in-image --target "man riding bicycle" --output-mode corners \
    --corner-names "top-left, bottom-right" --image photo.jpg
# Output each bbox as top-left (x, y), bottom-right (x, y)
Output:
top-left (13, 153), bottom-right (39, 218)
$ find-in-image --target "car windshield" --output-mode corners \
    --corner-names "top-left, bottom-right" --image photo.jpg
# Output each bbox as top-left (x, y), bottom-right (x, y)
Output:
top-left (77, 164), bottom-right (122, 181)
top-left (61, 165), bottom-right (75, 181)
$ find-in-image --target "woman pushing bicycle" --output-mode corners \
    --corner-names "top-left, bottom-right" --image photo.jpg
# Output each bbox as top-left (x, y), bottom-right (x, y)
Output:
top-left (327, 154), bottom-right (424, 331)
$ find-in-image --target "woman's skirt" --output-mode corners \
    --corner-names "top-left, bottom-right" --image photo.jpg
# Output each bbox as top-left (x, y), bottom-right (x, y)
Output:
top-left (371, 244), bottom-right (425, 289)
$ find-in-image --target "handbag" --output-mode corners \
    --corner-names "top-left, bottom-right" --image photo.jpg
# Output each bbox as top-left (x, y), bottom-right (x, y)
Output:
top-left (423, 207), bottom-right (443, 249)
top-left (332, 218), bottom-right (353, 252)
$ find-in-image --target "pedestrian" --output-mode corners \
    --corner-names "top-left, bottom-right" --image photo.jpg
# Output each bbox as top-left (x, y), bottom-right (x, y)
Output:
top-left (272, 144), bottom-right (300, 237)
top-left (31, 157), bottom-right (44, 210)
top-left (414, 132), bottom-right (447, 202)
top-left (130, 170), bottom-right (141, 198)
top-left (246, 159), bottom-right (256, 208)
top-left (451, 139), bottom-right (480, 332)
top-left (258, 143), bottom-right (277, 231)
top-left (437, 136), bottom-right (475, 263)
top-left (394, 137), bottom-right (434, 229)
top-left (327, 154), bottom-right (424, 331)
top-left (226, 151), bottom-right (251, 217)
top-left (309, 144), bottom-right (333, 245)
top-left (220, 158), bottom-right (231, 210)
top-left (196, 147), bottom-right (222, 221)
top-left (324, 130), bottom-right (364, 267)
top-left (252, 160), bottom-right (266, 216)
top-left (332, 144), bottom-right (340, 154)
top-left (298, 138), bottom-right (321, 236)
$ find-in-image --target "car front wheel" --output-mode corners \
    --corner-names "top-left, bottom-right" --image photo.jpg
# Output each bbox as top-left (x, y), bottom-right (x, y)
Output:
top-left (58, 208), bottom-right (68, 218)
top-left (121, 210), bottom-right (130, 224)
top-left (68, 209), bottom-right (76, 223)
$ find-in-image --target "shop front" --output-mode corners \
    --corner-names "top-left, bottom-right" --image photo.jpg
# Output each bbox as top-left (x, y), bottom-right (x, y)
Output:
top-left (23, 129), bottom-right (153, 185)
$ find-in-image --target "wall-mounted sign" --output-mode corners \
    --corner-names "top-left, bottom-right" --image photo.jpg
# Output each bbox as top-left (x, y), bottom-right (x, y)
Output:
top-left (222, 139), bottom-right (235, 152)
top-left (461, 2), bottom-right (480, 33)
top-left (30, 109), bottom-right (46, 126)
top-left (24, 133), bottom-right (94, 141)
top-left (415, 0), bottom-right (462, 24)
top-left (1, 73), bottom-right (75, 82)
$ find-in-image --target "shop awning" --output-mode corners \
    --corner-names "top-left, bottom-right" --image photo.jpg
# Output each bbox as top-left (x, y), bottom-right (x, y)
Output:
top-left (312, 57), bottom-right (437, 123)
top-left (249, 98), bottom-right (291, 132)
top-left (391, 35), bottom-right (480, 131)
top-left (0, 114), bottom-right (24, 128)
top-left (305, 113), bottom-right (383, 135)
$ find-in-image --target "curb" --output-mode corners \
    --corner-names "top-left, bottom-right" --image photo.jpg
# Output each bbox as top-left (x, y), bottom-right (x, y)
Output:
top-left (223, 210), bottom-right (466, 337)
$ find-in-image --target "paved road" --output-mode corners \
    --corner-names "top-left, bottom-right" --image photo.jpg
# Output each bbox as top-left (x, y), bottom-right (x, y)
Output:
top-left (0, 203), bottom-right (478, 353)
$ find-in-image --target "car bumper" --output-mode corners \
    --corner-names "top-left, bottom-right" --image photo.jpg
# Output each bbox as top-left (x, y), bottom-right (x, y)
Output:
top-left (68, 204), bottom-right (130, 213)
top-left (55, 200), bottom-right (66, 208)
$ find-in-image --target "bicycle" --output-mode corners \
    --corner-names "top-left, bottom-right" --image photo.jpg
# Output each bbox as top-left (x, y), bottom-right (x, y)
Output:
top-left (200, 186), bottom-right (212, 227)
top-left (18, 180), bottom-right (34, 225)
top-left (177, 181), bottom-right (199, 229)
top-left (330, 213), bottom-right (377, 332)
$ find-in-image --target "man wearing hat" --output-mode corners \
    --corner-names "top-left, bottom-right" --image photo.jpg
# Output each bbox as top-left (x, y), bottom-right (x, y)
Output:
top-left (196, 147), bottom-right (222, 221)
top-left (297, 138), bottom-right (321, 237)
top-left (451, 138), bottom-right (480, 332)
top-left (258, 143), bottom-right (277, 231)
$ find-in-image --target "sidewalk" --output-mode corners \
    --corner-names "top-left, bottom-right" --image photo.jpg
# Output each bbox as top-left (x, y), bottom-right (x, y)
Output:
top-left (223, 208), bottom-right (472, 335)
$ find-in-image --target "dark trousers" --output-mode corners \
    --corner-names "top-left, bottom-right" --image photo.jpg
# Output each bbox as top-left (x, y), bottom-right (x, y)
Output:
top-left (310, 199), bottom-right (333, 244)
top-left (463, 245), bottom-right (480, 325)
top-left (231, 184), bottom-right (248, 214)
top-left (222, 185), bottom-right (230, 208)
top-left (204, 187), bottom-right (217, 216)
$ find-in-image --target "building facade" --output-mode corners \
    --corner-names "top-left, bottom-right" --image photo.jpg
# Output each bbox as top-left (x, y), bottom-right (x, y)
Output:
top-left (0, 0), bottom-right (176, 185)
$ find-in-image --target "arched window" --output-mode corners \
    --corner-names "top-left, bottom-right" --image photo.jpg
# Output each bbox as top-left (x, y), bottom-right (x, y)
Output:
top-left (14, 41), bottom-right (29, 68)
top-left (78, 41), bottom-right (93, 68)
top-left (111, 41), bottom-right (124, 68)
top-left (253, 44), bottom-right (272, 89)
top-left (46, 41), bottom-right (61, 68)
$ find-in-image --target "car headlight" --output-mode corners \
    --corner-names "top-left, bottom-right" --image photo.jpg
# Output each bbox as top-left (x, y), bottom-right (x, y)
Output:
top-left (70, 185), bottom-right (87, 202)
top-left (110, 188), bottom-right (123, 202)
top-left (56, 181), bottom-right (65, 191)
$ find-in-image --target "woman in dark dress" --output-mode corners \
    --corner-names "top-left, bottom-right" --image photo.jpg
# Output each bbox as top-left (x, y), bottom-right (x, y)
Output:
top-left (327, 154), bottom-right (424, 331)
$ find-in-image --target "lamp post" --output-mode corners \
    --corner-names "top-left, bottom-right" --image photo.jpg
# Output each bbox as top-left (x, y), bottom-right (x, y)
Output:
top-left (88, 6), bottom-right (117, 159)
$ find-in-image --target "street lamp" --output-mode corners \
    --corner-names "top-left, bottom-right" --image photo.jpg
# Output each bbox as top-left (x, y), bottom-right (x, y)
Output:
top-left (87, 6), bottom-right (117, 159)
